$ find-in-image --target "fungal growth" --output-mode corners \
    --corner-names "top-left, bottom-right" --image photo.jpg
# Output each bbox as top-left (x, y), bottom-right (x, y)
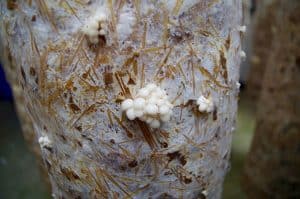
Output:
top-left (38, 135), bottom-right (52, 149)
top-left (237, 25), bottom-right (247, 33)
top-left (82, 9), bottom-right (109, 44)
top-left (196, 95), bottom-right (214, 113)
top-left (116, 4), bottom-right (136, 42)
top-left (121, 84), bottom-right (173, 128)
top-left (240, 50), bottom-right (246, 58)
top-left (0, 0), bottom-right (242, 198)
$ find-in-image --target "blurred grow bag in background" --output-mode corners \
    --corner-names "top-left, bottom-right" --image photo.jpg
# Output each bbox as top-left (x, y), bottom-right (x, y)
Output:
top-left (0, 63), bottom-right (12, 101)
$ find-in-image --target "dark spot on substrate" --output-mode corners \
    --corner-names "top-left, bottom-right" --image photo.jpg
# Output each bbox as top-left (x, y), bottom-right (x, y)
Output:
top-left (161, 142), bottom-right (168, 148)
top-left (21, 67), bottom-right (26, 83)
top-left (164, 171), bottom-right (172, 176)
top-left (169, 27), bottom-right (193, 44)
top-left (193, 192), bottom-right (207, 199)
top-left (89, 35), bottom-right (106, 49)
top-left (103, 72), bottom-right (113, 86)
top-left (29, 67), bottom-right (36, 76)
top-left (128, 159), bottom-right (138, 168)
top-left (31, 15), bottom-right (36, 22)
top-left (44, 146), bottom-right (53, 152)
top-left (156, 193), bottom-right (177, 199)
top-left (110, 139), bottom-right (115, 144)
top-left (77, 141), bottom-right (82, 147)
top-left (167, 151), bottom-right (187, 166)
top-left (60, 167), bottom-right (80, 181)
top-left (82, 72), bottom-right (88, 79)
top-left (296, 56), bottom-right (300, 69)
top-left (127, 131), bottom-right (133, 138)
top-left (69, 103), bottom-right (81, 113)
top-left (7, 51), bottom-right (13, 63)
top-left (59, 134), bottom-right (67, 142)
top-left (119, 165), bottom-right (126, 171)
top-left (81, 134), bottom-right (93, 142)
top-left (75, 125), bottom-right (82, 132)
top-left (213, 108), bottom-right (218, 121)
top-left (183, 176), bottom-right (192, 184)
top-left (128, 77), bottom-right (136, 85)
top-left (7, 0), bottom-right (17, 10)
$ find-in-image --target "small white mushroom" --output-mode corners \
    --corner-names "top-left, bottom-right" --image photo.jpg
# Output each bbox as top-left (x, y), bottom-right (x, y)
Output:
top-left (237, 25), bottom-right (246, 33)
top-left (134, 110), bottom-right (144, 117)
top-left (133, 98), bottom-right (146, 109)
top-left (202, 190), bottom-right (208, 197)
top-left (236, 82), bottom-right (241, 89)
top-left (159, 105), bottom-right (169, 115)
top-left (148, 96), bottom-right (158, 105)
top-left (161, 114), bottom-right (171, 122)
top-left (82, 10), bottom-right (109, 44)
top-left (126, 108), bottom-right (136, 120)
top-left (146, 117), bottom-right (154, 124)
top-left (145, 104), bottom-right (159, 115)
top-left (121, 99), bottom-right (133, 111)
top-left (145, 83), bottom-right (157, 92)
top-left (239, 50), bottom-right (246, 58)
top-left (196, 95), bottom-right (214, 113)
top-left (150, 119), bottom-right (160, 128)
top-left (38, 135), bottom-right (52, 149)
top-left (138, 88), bottom-right (150, 97)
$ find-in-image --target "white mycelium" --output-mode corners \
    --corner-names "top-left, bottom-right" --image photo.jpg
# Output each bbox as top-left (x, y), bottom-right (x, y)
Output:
top-left (116, 4), bottom-right (136, 41)
top-left (82, 11), bottom-right (108, 44)
top-left (196, 95), bottom-right (214, 113)
top-left (237, 25), bottom-right (247, 33)
top-left (121, 84), bottom-right (173, 128)
top-left (38, 135), bottom-right (52, 148)
top-left (236, 81), bottom-right (241, 89)
top-left (240, 50), bottom-right (246, 58)
top-left (0, 0), bottom-right (242, 197)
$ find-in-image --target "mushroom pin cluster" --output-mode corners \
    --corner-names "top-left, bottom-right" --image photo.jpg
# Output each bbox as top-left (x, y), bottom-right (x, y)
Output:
top-left (196, 95), bottom-right (214, 113)
top-left (121, 84), bottom-right (173, 128)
